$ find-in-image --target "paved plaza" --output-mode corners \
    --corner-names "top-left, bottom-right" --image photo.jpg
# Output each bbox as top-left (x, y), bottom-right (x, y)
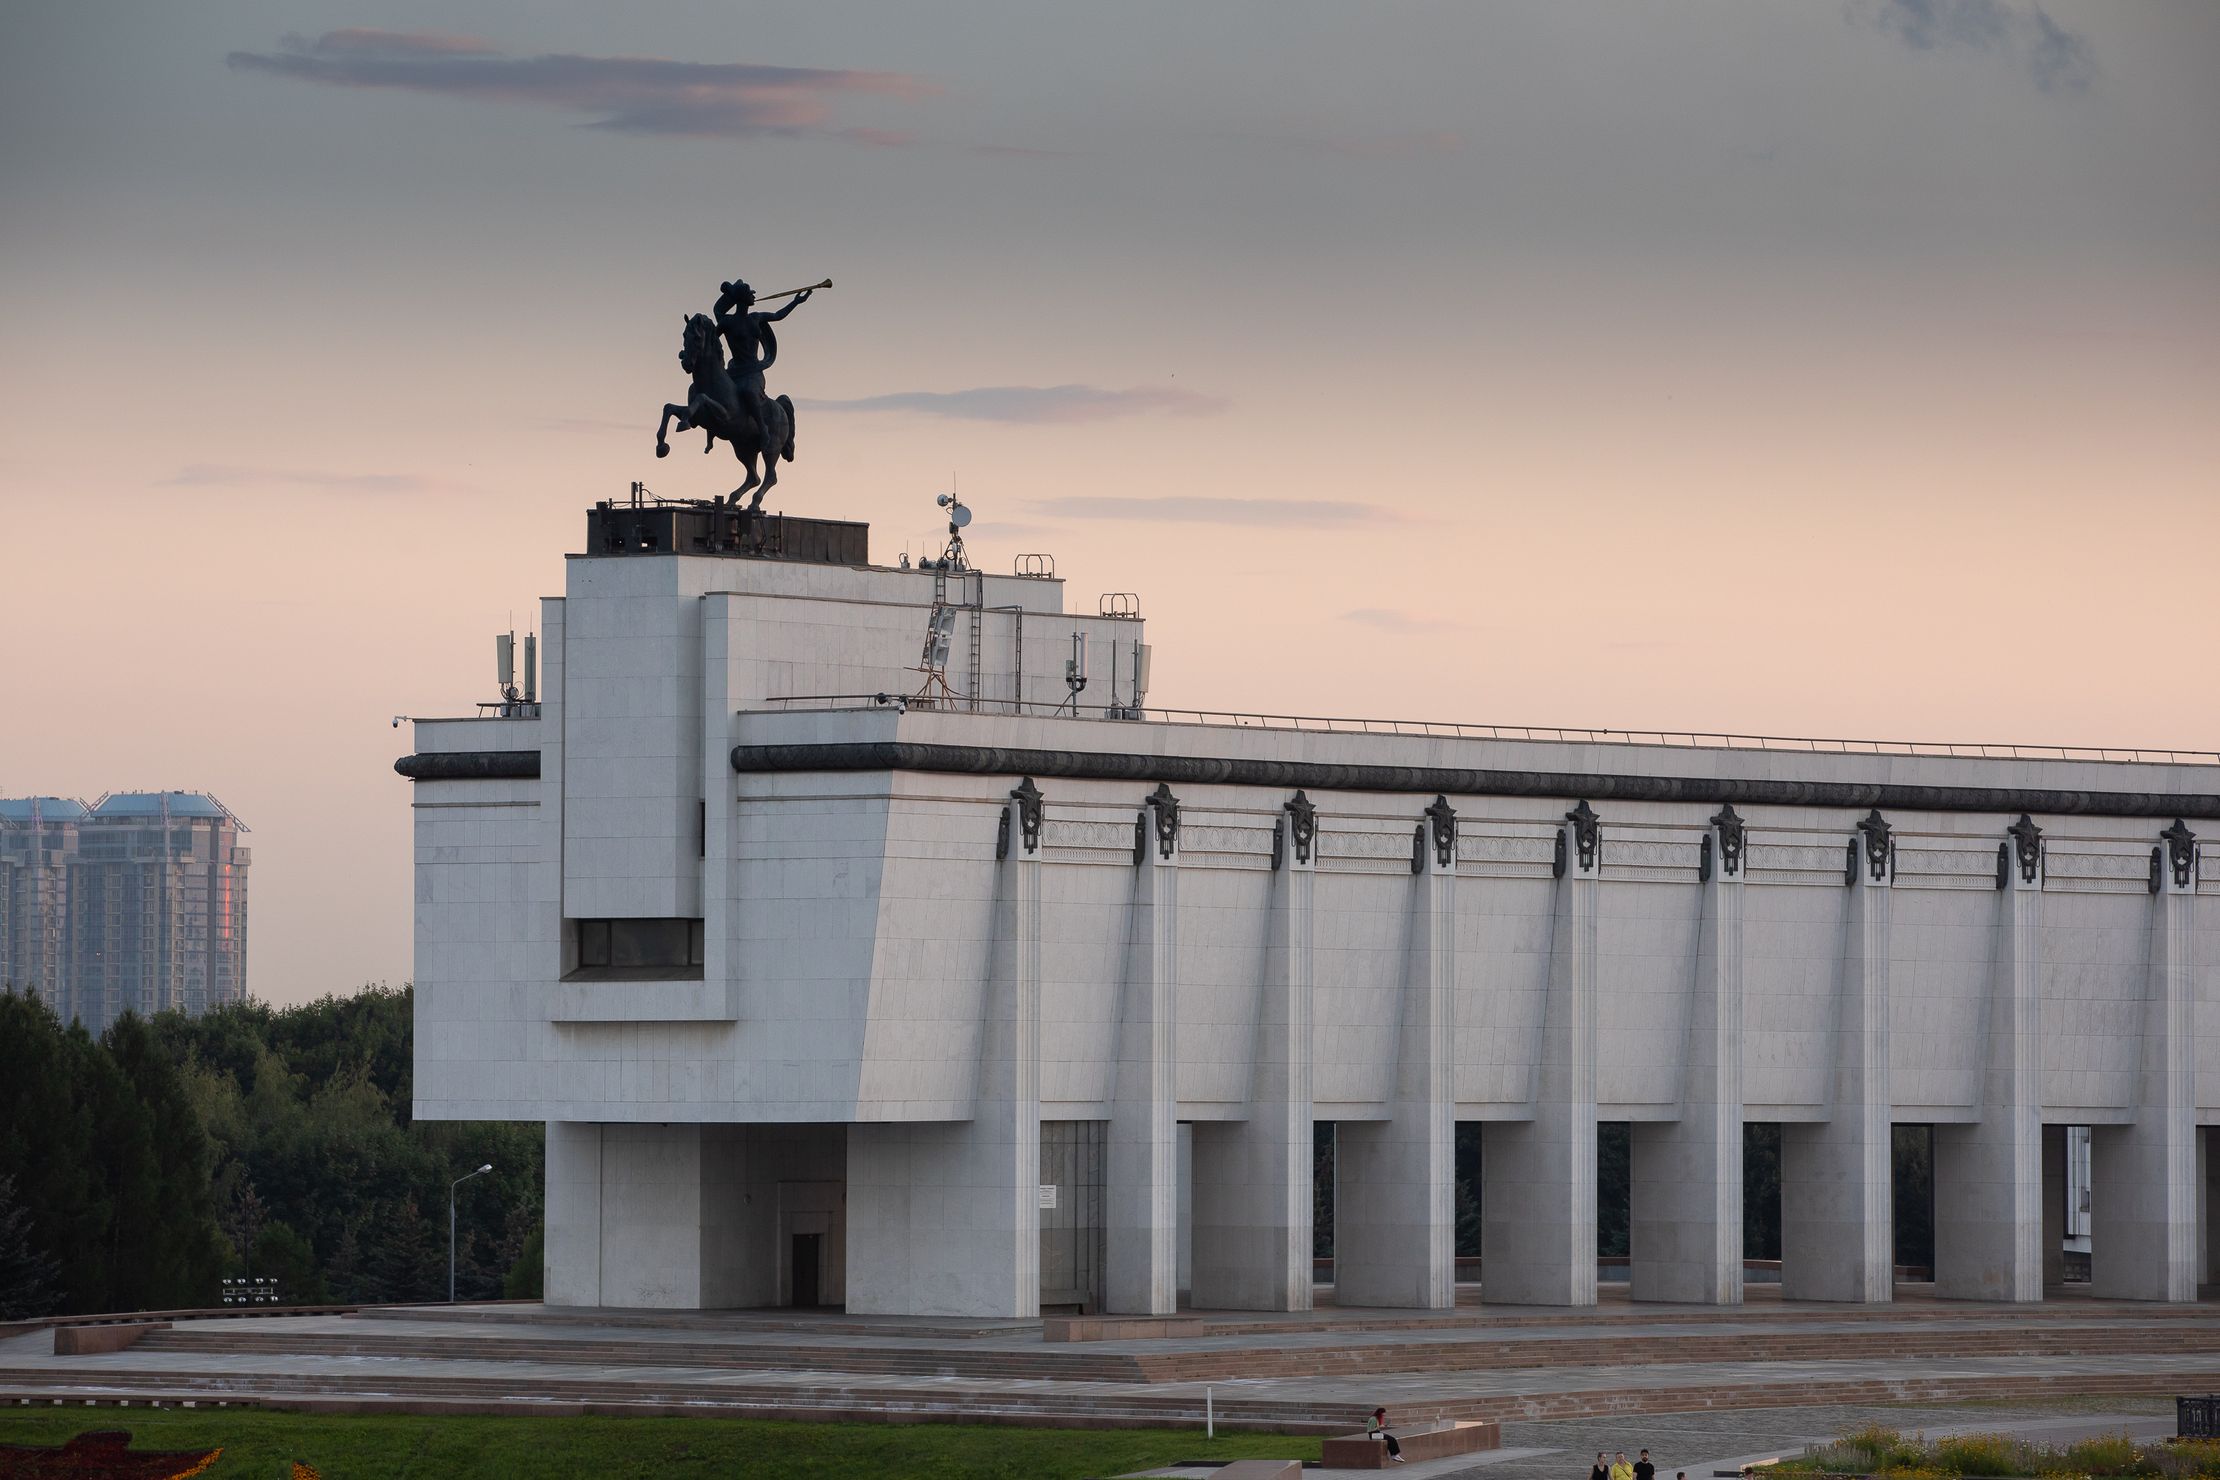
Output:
top-left (5, 1290), bottom-right (2214, 1437)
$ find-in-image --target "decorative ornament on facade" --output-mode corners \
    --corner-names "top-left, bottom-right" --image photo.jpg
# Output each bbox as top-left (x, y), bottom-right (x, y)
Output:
top-left (2006, 813), bottom-right (2042, 885)
top-left (1856, 808), bottom-right (1893, 882)
top-left (996, 807), bottom-right (1011, 861)
top-left (1424, 794), bottom-right (1458, 870)
top-left (1565, 799), bottom-right (1601, 872)
top-left (1710, 804), bottom-right (1746, 877)
top-left (1010, 777), bottom-right (1045, 855)
top-left (1285, 790), bottom-right (1318, 865)
top-left (1146, 782), bottom-right (1181, 859)
top-left (2162, 817), bottom-right (2197, 890)
top-left (1552, 827), bottom-right (1569, 879)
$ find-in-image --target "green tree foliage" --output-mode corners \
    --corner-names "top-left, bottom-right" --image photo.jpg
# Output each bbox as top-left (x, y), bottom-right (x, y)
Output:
top-left (1596, 1121), bottom-right (1631, 1258)
top-left (1744, 1121), bottom-right (1783, 1260)
top-left (0, 1173), bottom-right (62, 1318)
top-left (1893, 1122), bottom-right (1934, 1272)
top-left (504, 1226), bottom-right (545, 1299)
top-left (0, 986), bottom-right (542, 1315)
top-left (1311, 1122), bottom-right (1334, 1259)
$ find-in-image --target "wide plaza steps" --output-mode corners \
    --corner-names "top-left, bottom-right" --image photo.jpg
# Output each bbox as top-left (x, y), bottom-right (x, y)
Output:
top-left (10, 1297), bottom-right (2218, 1434)
top-left (126, 1309), bottom-right (2220, 1385)
top-left (2, 1358), bottom-right (2213, 1434)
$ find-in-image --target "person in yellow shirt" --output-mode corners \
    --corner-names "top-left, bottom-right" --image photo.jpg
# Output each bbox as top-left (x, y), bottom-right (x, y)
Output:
top-left (1611, 1451), bottom-right (1636, 1480)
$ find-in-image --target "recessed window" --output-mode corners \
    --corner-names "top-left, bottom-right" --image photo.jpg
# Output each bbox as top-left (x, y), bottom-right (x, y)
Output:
top-left (570, 917), bottom-right (704, 975)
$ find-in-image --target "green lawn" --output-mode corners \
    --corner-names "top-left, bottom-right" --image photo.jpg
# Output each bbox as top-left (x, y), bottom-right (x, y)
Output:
top-left (0, 1408), bottom-right (1318, 1479)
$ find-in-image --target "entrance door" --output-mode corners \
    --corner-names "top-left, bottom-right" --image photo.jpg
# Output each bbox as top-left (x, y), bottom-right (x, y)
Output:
top-left (791, 1232), bottom-right (823, 1308)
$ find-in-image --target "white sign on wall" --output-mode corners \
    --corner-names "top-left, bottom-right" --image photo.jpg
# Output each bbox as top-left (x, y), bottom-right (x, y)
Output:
top-left (1038, 1184), bottom-right (1058, 1209)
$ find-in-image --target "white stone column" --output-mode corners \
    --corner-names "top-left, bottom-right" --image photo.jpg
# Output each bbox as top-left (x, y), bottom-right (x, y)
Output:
top-left (845, 782), bottom-right (1043, 1317)
top-left (1483, 802), bottom-right (1601, 1307)
top-left (2092, 822), bottom-right (2199, 1302)
top-left (1107, 788), bottom-right (1180, 1314)
top-left (1783, 812), bottom-right (1894, 1303)
top-left (2042, 1122), bottom-right (2067, 1289)
top-left (1632, 807), bottom-right (1746, 1305)
top-left (1191, 794), bottom-right (1317, 1311)
top-left (544, 1120), bottom-right (604, 1307)
top-left (1338, 797), bottom-right (1456, 1309)
top-left (1935, 820), bottom-right (2044, 1301)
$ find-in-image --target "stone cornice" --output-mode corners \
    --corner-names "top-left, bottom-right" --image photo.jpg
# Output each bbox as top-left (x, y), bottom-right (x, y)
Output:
top-left (394, 750), bottom-right (542, 781)
top-left (729, 740), bottom-right (2220, 820)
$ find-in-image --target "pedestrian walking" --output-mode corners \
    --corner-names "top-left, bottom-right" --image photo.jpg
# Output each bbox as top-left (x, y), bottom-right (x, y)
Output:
top-left (1611, 1451), bottom-right (1635, 1480)
top-left (1591, 1453), bottom-right (1609, 1480)
top-left (1636, 1448), bottom-right (1657, 1480)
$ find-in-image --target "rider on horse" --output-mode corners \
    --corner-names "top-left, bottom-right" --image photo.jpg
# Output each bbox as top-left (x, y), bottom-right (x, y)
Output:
top-left (714, 278), bottom-right (813, 444)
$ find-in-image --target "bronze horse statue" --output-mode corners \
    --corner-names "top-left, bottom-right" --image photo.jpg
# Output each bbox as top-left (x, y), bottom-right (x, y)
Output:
top-left (655, 311), bottom-right (796, 510)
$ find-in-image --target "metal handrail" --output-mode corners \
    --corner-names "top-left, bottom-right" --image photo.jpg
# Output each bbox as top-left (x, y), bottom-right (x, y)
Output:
top-left (758, 693), bottom-right (2220, 768)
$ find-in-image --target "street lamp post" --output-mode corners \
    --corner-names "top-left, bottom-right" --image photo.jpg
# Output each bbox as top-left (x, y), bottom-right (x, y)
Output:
top-left (449, 1163), bottom-right (493, 1303)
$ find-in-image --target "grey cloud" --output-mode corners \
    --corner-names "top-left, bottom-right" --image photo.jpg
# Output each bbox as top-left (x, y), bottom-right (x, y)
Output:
top-left (164, 463), bottom-right (430, 493)
top-left (801, 384), bottom-right (1228, 424)
top-left (1029, 496), bottom-right (1388, 527)
top-left (1855, 0), bottom-right (2095, 92)
top-left (226, 30), bottom-right (932, 142)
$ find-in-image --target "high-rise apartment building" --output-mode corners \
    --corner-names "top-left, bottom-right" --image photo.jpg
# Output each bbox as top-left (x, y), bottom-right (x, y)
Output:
top-left (0, 791), bottom-right (250, 1034)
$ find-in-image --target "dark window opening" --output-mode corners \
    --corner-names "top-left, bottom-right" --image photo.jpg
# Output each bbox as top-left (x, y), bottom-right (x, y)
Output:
top-left (571, 917), bottom-right (705, 974)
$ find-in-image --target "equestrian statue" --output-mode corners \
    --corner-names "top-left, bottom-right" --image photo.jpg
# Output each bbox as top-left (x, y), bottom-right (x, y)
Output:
top-left (655, 276), bottom-right (828, 509)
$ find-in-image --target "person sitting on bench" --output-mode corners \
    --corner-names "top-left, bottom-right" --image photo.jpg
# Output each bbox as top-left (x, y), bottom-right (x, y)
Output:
top-left (1369, 1408), bottom-right (1404, 1463)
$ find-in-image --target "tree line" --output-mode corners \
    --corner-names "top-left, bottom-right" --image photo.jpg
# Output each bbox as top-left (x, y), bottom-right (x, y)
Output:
top-left (0, 986), bottom-right (542, 1319)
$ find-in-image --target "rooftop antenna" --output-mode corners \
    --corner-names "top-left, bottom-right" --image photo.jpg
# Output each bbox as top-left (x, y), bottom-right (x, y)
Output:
top-left (1055, 630), bottom-right (1089, 716)
top-left (935, 488), bottom-right (972, 572)
top-left (485, 629), bottom-right (540, 718)
top-left (911, 488), bottom-right (977, 705)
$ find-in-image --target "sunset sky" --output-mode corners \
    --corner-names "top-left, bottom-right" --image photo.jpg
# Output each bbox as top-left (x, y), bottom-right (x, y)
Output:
top-left (3, 2), bottom-right (2216, 1004)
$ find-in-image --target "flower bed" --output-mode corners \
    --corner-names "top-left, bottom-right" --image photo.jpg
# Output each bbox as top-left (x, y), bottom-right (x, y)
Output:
top-left (1769, 1426), bottom-right (2220, 1480)
top-left (0, 1430), bottom-right (220, 1480)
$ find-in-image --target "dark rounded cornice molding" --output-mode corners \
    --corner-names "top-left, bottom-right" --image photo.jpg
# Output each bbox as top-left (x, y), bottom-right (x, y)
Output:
top-left (729, 740), bottom-right (2220, 820)
top-left (394, 750), bottom-right (542, 781)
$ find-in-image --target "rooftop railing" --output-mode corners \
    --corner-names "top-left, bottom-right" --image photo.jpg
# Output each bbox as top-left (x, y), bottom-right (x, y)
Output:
top-left (760, 693), bottom-right (2220, 768)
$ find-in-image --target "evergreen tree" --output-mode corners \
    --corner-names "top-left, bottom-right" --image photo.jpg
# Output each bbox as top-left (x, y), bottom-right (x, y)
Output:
top-left (105, 1013), bottom-right (229, 1308)
top-left (503, 1227), bottom-right (545, 1300)
top-left (250, 1221), bottom-right (327, 1305)
top-left (1453, 1123), bottom-right (1482, 1259)
top-left (0, 993), bottom-right (98, 1311)
top-left (0, 1174), bottom-right (61, 1319)
top-left (362, 1194), bottom-right (439, 1304)
top-left (1743, 1122), bottom-right (1782, 1261)
top-left (1597, 1121), bottom-right (1630, 1259)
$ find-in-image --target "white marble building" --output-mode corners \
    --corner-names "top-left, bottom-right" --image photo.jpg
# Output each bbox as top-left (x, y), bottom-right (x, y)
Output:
top-left (401, 503), bottom-right (2220, 1315)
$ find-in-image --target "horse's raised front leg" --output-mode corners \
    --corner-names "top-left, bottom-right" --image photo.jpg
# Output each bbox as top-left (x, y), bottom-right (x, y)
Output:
top-left (656, 403), bottom-right (691, 459)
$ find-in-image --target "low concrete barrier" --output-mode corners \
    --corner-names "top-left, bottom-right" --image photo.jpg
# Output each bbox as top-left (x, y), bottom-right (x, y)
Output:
top-left (54, 1322), bottom-right (169, 1355)
top-left (1322, 1419), bottom-right (1499, 1469)
top-left (1214, 1462), bottom-right (1304, 1479)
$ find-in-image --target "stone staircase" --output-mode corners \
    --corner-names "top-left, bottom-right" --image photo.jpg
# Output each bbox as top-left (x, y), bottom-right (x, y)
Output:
top-left (3, 1359), bottom-right (2212, 1434)
top-left (125, 1310), bottom-right (2220, 1385)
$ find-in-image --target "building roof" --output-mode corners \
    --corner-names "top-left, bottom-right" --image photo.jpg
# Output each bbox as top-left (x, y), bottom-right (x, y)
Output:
top-left (89, 791), bottom-right (235, 820)
top-left (0, 797), bottom-right (91, 821)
